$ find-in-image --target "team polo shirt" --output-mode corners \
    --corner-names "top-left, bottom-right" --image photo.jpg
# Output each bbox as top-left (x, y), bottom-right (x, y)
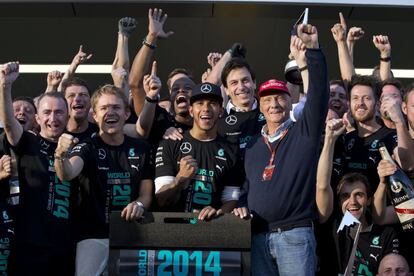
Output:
top-left (69, 134), bottom-right (153, 240)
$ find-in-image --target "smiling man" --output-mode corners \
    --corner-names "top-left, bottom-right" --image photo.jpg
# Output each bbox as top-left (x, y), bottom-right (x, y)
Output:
top-left (154, 82), bottom-right (243, 219)
top-left (316, 118), bottom-right (400, 276)
top-left (54, 84), bottom-right (153, 275)
top-left (332, 75), bottom-right (414, 195)
top-left (61, 77), bottom-right (98, 141)
top-left (12, 97), bottom-right (37, 132)
top-left (233, 25), bottom-right (328, 275)
top-left (329, 80), bottom-right (348, 118)
top-left (0, 62), bottom-right (78, 275)
top-left (218, 58), bottom-right (265, 152)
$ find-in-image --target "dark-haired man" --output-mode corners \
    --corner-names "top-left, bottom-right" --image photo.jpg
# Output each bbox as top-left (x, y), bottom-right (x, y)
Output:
top-left (61, 77), bottom-right (98, 141)
top-left (379, 79), bottom-right (404, 129)
top-left (317, 119), bottom-right (399, 275)
top-left (329, 80), bottom-right (348, 118)
top-left (218, 58), bottom-right (265, 152)
top-left (0, 62), bottom-right (77, 275)
top-left (155, 82), bottom-right (243, 218)
top-left (332, 75), bottom-right (414, 194)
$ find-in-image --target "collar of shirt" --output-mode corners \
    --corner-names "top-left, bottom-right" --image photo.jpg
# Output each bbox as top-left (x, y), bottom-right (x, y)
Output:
top-left (226, 98), bottom-right (258, 114)
top-left (261, 119), bottom-right (293, 143)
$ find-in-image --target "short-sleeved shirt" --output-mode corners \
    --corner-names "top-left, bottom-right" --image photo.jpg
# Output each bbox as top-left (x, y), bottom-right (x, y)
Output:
top-left (8, 131), bottom-right (78, 247)
top-left (332, 127), bottom-right (397, 191)
top-left (69, 134), bottom-right (153, 240)
top-left (155, 131), bottom-right (243, 212)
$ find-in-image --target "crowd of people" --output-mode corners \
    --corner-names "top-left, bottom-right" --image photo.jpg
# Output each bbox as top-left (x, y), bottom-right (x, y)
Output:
top-left (0, 7), bottom-right (413, 276)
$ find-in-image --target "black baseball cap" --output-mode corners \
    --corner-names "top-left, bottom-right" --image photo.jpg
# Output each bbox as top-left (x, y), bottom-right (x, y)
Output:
top-left (190, 82), bottom-right (223, 105)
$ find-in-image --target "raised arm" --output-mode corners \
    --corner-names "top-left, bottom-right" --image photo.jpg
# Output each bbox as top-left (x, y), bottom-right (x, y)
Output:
top-left (45, 70), bottom-right (63, 93)
top-left (136, 61), bottom-right (161, 138)
top-left (205, 43), bottom-right (245, 86)
top-left (129, 8), bottom-right (173, 116)
top-left (346, 26), bottom-right (364, 62)
top-left (316, 119), bottom-right (346, 223)
top-left (374, 160), bottom-right (399, 225)
top-left (57, 45), bottom-right (92, 92)
top-left (373, 35), bottom-right (392, 81)
top-left (54, 133), bottom-right (83, 181)
top-left (111, 17), bottom-right (136, 96)
top-left (0, 62), bottom-right (23, 146)
top-left (331, 12), bottom-right (355, 82)
top-left (290, 35), bottom-right (308, 94)
top-left (381, 97), bottom-right (414, 171)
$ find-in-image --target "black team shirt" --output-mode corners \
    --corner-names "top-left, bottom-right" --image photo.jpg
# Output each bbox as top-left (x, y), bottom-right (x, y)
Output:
top-left (332, 126), bottom-right (397, 192)
top-left (70, 134), bottom-right (153, 240)
top-left (65, 122), bottom-right (98, 142)
top-left (218, 106), bottom-right (266, 155)
top-left (8, 131), bottom-right (78, 247)
top-left (155, 131), bottom-right (243, 212)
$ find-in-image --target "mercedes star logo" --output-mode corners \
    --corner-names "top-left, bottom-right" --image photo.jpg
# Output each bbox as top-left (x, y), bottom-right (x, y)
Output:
top-left (200, 84), bottom-right (212, 93)
top-left (98, 148), bottom-right (106, 159)
top-left (180, 142), bottom-right (192, 154)
top-left (225, 115), bottom-right (237, 125)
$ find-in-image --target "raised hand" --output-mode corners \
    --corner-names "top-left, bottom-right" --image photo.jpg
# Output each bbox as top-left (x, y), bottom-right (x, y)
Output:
top-left (55, 133), bottom-right (79, 158)
top-left (331, 12), bottom-right (347, 43)
top-left (325, 118), bottom-right (346, 139)
top-left (0, 62), bottom-right (19, 87)
top-left (143, 61), bottom-right (161, 100)
top-left (373, 35), bottom-right (391, 57)
top-left (0, 155), bottom-right (11, 180)
top-left (148, 8), bottom-right (174, 39)
top-left (381, 96), bottom-right (403, 124)
top-left (47, 70), bottom-right (63, 88)
top-left (72, 45), bottom-right (93, 66)
top-left (111, 67), bottom-right (128, 88)
top-left (290, 35), bottom-right (307, 67)
top-left (118, 17), bottom-right (137, 37)
top-left (347, 27), bottom-right (364, 43)
top-left (207, 52), bottom-right (223, 68)
top-left (297, 24), bottom-right (319, 49)
top-left (229, 43), bottom-right (246, 58)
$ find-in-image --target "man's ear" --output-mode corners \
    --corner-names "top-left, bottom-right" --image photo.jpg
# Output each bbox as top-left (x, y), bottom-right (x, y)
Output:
top-left (189, 106), bottom-right (194, 118)
top-left (402, 102), bottom-right (408, 115)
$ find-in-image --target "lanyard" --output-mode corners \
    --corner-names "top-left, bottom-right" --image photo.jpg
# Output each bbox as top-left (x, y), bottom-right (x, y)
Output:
top-left (262, 128), bottom-right (289, 166)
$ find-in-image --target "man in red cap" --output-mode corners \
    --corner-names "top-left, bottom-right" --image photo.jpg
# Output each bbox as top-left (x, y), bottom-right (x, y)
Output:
top-left (233, 24), bottom-right (329, 276)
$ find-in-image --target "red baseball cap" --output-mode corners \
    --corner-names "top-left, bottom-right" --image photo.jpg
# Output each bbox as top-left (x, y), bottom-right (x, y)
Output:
top-left (258, 79), bottom-right (290, 98)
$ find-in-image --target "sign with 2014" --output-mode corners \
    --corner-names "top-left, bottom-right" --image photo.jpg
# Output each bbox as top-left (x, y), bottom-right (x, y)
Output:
top-left (117, 250), bottom-right (241, 275)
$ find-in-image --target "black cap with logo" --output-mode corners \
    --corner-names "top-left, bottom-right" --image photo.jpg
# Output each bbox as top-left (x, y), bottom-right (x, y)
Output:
top-left (190, 82), bottom-right (223, 105)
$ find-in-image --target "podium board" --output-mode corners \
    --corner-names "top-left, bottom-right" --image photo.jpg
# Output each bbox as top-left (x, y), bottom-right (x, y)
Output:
top-left (109, 212), bottom-right (251, 275)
